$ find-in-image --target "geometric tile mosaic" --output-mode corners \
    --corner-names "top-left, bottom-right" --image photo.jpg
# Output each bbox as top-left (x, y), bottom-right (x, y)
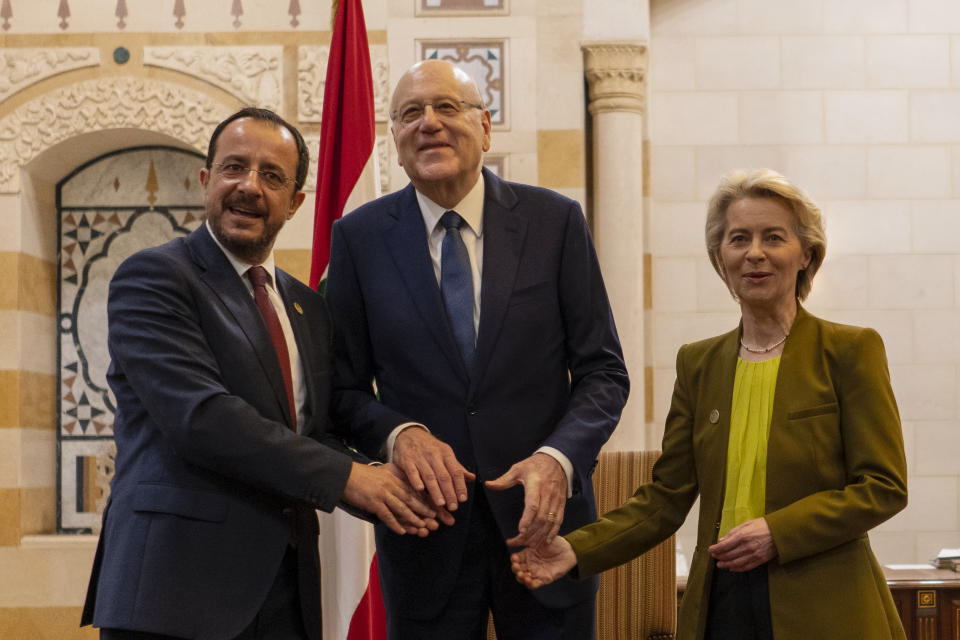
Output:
top-left (58, 146), bottom-right (205, 532)
top-left (421, 40), bottom-right (506, 127)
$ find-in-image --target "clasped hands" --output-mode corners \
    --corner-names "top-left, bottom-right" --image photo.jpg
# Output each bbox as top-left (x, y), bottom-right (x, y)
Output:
top-left (351, 426), bottom-right (569, 548)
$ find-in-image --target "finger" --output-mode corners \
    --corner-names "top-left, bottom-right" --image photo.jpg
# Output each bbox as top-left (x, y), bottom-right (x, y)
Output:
top-left (450, 465), bottom-right (472, 503)
top-left (374, 505), bottom-right (407, 536)
top-left (384, 493), bottom-right (427, 531)
top-left (433, 459), bottom-right (461, 510)
top-left (435, 506), bottom-right (456, 527)
top-left (416, 458), bottom-right (450, 508)
top-left (484, 468), bottom-right (519, 491)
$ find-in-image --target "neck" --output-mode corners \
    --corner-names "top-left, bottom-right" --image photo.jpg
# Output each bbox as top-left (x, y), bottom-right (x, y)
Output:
top-left (740, 298), bottom-right (798, 349)
top-left (414, 171), bottom-right (481, 210)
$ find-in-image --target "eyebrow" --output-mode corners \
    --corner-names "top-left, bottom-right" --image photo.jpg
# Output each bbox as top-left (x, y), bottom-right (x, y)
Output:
top-left (726, 225), bottom-right (790, 235)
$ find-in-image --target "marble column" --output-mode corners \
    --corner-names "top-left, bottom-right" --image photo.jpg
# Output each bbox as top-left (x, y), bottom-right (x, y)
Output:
top-left (582, 42), bottom-right (648, 451)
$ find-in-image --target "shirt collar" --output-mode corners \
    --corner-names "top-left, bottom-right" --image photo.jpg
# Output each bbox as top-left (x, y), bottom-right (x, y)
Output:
top-left (415, 172), bottom-right (485, 236)
top-left (204, 220), bottom-right (278, 286)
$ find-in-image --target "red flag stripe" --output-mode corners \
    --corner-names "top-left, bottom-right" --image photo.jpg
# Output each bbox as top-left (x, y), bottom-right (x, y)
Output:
top-left (309, 0), bottom-right (375, 289)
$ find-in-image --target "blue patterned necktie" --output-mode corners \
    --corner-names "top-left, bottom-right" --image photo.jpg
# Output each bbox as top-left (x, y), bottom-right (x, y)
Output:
top-left (440, 210), bottom-right (476, 371)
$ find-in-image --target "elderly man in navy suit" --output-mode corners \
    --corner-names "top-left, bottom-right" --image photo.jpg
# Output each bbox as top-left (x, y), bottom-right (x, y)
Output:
top-left (326, 60), bottom-right (630, 639)
top-left (81, 107), bottom-right (440, 640)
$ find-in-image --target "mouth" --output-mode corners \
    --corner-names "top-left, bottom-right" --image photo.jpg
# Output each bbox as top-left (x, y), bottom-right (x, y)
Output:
top-left (224, 203), bottom-right (265, 220)
top-left (418, 141), bottom-right (451, 152)
top-left (743, 272), bottom-right (772, 282)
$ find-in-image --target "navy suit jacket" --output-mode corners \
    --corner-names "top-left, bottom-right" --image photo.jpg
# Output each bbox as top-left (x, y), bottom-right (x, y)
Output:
top-left (81, 226), bottom-right (356, 640)
top-left (326, 169), bottom-right (629, 618)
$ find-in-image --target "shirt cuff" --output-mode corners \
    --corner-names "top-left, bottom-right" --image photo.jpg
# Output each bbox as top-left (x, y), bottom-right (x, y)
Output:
top-left (536, 446), bottom-right (573, 498)
top-left (384, 422), bottom-right (430, 462)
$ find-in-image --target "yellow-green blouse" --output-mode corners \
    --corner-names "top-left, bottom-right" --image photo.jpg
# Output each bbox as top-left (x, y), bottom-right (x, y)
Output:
top-left (718, 356), bottom-right (781, 538)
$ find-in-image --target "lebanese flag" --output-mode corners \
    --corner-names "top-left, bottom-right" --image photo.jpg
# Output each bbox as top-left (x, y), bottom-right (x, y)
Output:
top-left (312, 1), bottom-right (385, 639)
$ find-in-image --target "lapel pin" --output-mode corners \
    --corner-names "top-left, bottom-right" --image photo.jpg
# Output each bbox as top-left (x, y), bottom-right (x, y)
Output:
top-left (293, 302), bottom-right (303, 315)
top-left (709, 409), bottom-right (720, 424)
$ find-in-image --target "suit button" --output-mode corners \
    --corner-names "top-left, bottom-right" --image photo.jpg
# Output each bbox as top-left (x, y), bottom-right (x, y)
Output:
top-left (467, 407), bottom-right (478, 416)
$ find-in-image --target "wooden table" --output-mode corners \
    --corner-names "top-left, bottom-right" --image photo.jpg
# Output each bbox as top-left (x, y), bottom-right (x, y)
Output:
top-left (884, 566), bottom-right (960, 640)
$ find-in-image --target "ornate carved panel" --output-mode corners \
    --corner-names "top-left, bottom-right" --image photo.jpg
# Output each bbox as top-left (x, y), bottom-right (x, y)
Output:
top-left (418, 0), bottom-right (506, 13)
top-left (298, 44), bottom-right (389, 124)
top-left (0, 48), bottom-right (100, 102)
top-left (0, 77), bottom-right (232, 193)
top-left (420, 40), bottom-right (506, 127)
top-left (144, 46), bottom-right (283, 112)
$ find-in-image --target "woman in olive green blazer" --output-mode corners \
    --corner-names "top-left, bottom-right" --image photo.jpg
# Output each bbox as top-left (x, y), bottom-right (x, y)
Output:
top-left (511, 170), bottom-right (907, 640)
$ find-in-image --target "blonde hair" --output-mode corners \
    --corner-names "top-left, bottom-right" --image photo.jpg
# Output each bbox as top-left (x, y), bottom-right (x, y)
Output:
top-left (705, 168), bottom-right (826, 301)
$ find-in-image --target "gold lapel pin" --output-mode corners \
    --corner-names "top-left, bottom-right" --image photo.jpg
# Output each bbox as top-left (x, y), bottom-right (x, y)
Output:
top-left (293, 302), bottom-right (304, 315)
top-left (709, 409), bottom-right (720, 424)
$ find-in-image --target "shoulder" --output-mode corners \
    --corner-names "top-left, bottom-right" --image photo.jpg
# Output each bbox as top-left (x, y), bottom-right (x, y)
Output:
top-left (335, 187), bottom-right (410, 233)
top-left (113, 234), bottom-right (191, 281)
top-left (794, 310), bottom-right (882, 352)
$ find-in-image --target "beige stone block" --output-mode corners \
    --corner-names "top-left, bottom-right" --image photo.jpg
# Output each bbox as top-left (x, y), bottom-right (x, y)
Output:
top-left (914, 311), bottom-right (960, 364)
top-left (953, 37), bottom-right (960, 87)
top-left (0, 607), bottom-right (97, 640)
top-left (824, 91), bottom-right (908, 144)
top-left (866, 35), bottom-right (950, 88)
top-left (909, 0), bottom-right (960, 33)
top-left (648, 202), bottom-right (708, 256)
top-left (0, 253), bottom-right (55, 316)
top-left (911, 91), bottom-right (960, 142)
top-left (0, 195), bottom-right (22, 253)
top-left (696, 260), bottom-right (735, 313)
top-left (782, 36), bottom-right (866, 89)
top-left (0, 541), bottom-right (97, 607)
top-left (0, 371), bottom-right (57, 431)
top-left (819, 200), bottom-right (910, 254)
top-left (912, 200), bottom-right (960, 253)
top-left (650, 146), bottom-right (696, 201)
top-left (274, 249), bottom-right (311, 286)
top-left (651, 366), bottom-right (678, 427)
top-left (650, 0), bottom-right (737, 35)
top-left (19, 487), bottom-right (55, 537)
top-left (20, 429), bottom-right (55, 490)
top-left (889, 364), bottom-right (956, 421)
top-left (916, 532), bottom-right (960, 565)
top-left (736, 0), bottom-right (824, 33)
top-left (0, 430), bottom-right (19, 488)
top-left (537, 130), bottom-right (584, 189)
top-left (274, 209), bottom-right (315, 252)
top-left (803, 255), bottom-right (869, 310)
top-left (867, 531), bottom-right (918, 566)
top-left (0, 489), bottom-right (20, 546)
top-left (954, 146), bottom-right (960, 198)
top-left (652, 257), bottom-right (698, 312)
top-left (781, 147), bottom-right (867, 200)
top-left (806, 309), bottom-right (913, 365)
top-left (913, 422), bottom-right (960, 476)
top-left (740, 91), bottom-right (822, 145)
top-left (650, 92), bottom-right (740, 146)
top-left (694, 146), bottom-right (783, 200)
top-left (867, 146), bottom-right (951, 199)
top-left (870, 255), bottom-right (954, 309)
top-left (824, 0), bottom-right (908, 34)
top-left (0, 312), bottom-right (57, 374)
top-left (694, 37), bottom-right (780, 90)
top-left (881, 474), bottom-right (957, 531)
top-left (649, 37), bottom-right (696, 91)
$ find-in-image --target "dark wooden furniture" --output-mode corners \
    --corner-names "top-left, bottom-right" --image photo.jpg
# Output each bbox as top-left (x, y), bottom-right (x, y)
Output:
top-left (884, 567), bottom-right (960, 640)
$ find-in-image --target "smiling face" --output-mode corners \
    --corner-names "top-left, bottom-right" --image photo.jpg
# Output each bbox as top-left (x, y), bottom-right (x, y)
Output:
top-left (721, 197), bottom-right (812, 313)
top-left (200, 117), bottom-right (305, 264)
top-left (390, 60), bottom-right (492, 208)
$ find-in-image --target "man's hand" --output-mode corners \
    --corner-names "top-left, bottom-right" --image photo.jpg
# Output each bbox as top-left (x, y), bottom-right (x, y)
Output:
top-left (393, 427), bottom-right (475, 511)
top-left (708, 517), bottom-right (778, 571)
top-left (510, 536), bottom-right (577, 589)
top-left (485, 452), bottom-right (567, 548)
top-left (342, 462), bottom-right (440, 537)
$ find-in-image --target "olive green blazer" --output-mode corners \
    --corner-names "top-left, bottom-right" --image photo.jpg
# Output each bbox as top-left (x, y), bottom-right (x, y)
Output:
top-left (567, 306), bottom-right (907, 639)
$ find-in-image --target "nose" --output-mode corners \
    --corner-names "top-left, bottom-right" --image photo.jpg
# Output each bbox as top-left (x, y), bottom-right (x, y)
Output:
top-left (419, 104), bottom-right (443, 130)
top-left (235, 167), bottom-right (266, 193)
top-left (746, 238), bottom-right (765, 261)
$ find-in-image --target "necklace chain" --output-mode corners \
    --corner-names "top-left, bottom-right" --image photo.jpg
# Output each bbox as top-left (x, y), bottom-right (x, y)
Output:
top-left (740, 333), bottom-right (788, 354)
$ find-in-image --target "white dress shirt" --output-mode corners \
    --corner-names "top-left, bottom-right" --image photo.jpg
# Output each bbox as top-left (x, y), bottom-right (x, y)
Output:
top-left (205, 221), bottom-right (306, 432)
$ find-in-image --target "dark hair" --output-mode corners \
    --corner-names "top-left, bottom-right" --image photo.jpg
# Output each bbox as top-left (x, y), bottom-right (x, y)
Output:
top-left (206, 107), bottom-right (310, 191)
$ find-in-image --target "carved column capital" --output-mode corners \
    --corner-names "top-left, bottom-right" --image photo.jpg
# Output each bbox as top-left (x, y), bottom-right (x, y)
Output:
top-left (582, 41), bottom-right (648, 116)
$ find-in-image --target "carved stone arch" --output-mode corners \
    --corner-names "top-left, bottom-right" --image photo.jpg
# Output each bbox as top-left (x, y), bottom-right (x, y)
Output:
top-left (0, 76), bottom-right (236, 193)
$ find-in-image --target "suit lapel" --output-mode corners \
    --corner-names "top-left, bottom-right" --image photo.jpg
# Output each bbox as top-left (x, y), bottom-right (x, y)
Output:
top-left (277, 270), bottom-right (314, 429)
top-left (187, 226), bottom-right (294, 428)
top-left (472, 172), bottom-right (525, 392)
top-left (383, 185), bottom-right (469, 380)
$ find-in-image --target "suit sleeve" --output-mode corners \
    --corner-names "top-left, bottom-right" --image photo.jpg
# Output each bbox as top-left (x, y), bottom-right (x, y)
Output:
top-left (326, 220), bottom-right (417, 457)
top-left (107, 250), bottom-right (353, 512)
top-left (764, 328), bottom-right (908, 563)
top-left (567, 345), bottom-right (698, 577)
top-left (540, 202), bottom-right (630, 492)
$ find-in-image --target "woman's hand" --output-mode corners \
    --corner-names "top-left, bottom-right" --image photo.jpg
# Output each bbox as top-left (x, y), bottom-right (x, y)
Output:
top-left (709, 517), bottom-right (778, 571)
top-left (510, 536), bottom-right (578, 589)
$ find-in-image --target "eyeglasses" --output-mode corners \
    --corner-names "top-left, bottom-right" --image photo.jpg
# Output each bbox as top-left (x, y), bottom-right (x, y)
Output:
top-left (391, 99), bottom-right (484, 126)
top-left (212, 162), bottom-right (294, 190)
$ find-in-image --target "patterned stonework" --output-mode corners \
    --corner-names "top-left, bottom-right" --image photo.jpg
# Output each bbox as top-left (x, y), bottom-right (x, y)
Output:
top-left (144, 46), bottom-right (283, 112)
top-left (582, 42), bottom-right (648, 116)
top-left (0, 48), bottom-right (101, 102)
top-left (298, 44), bottom-right (389, 124)
top-left (421, 41), bottom-right (505, 126)
top-left (303, 134), bottom-right (391, 195)
top-left (0, 77), bottom-right (233, 193)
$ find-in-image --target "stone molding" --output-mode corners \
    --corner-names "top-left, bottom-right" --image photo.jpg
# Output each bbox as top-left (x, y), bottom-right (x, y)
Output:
top-left (0, 48), bottom-right (101, 103)
top-left (144, 46), bottom-right (282, 112)
top-left (303, 133), bottom-right (391, 195)
top-left (298, 44), bottom-right (389, 124)
top-left (0, 77), bottom-right (232, 193)
top-left (582, 42), bottom-right (647, 116)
